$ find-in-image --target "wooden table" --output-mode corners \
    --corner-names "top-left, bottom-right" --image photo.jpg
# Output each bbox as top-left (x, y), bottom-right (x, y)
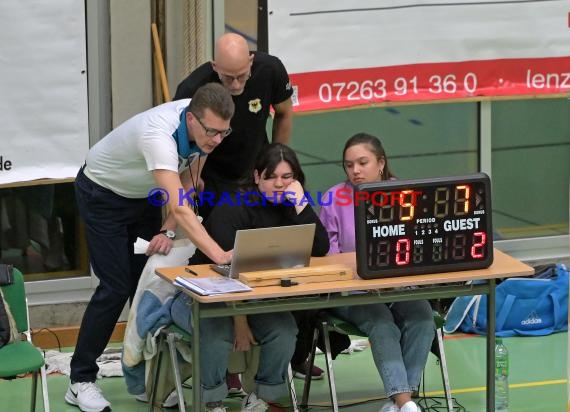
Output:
top-left (156, 249), bottom-right (533, 411)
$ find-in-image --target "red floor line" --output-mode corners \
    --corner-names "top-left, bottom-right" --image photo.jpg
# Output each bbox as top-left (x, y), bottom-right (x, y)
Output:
top-left (444, 333), bottom-right (480, 340)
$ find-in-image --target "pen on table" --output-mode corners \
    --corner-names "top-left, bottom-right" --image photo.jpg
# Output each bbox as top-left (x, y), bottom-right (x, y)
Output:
top-left (185, 267), bottom-right (198, 276)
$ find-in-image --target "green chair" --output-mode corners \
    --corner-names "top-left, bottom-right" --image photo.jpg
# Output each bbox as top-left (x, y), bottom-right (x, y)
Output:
top-left (300, 311), bottom-right (452, 412)
top-left (148, 323), bottom-right (299, 411)
top-left (147, 324), bottom-right (191, 412)
top-left (0, 268), bottom-right (50, 412)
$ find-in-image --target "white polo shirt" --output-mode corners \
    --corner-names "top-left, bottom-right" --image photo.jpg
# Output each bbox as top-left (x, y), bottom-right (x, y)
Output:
top-left (84, 99), bottom-right (195, 198)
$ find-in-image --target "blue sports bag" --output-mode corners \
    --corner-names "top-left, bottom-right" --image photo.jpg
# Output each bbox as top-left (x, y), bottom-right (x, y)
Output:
top-left (444, 264), bottom-right (569, 336)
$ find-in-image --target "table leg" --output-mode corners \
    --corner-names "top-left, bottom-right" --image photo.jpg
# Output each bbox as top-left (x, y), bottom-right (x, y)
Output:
top-left (192, 301), bottom-right (201, 410)
top-left (486, 279), bottom-right (496, 412)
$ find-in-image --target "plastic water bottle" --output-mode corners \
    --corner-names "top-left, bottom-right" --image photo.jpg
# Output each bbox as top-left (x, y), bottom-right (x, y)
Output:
top-left (495, 338), bottom-right (509, 410)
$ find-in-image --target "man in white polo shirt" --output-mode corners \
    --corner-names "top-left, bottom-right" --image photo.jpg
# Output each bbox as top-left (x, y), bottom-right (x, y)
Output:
top-left (65, 83), bottom-right (234, 412)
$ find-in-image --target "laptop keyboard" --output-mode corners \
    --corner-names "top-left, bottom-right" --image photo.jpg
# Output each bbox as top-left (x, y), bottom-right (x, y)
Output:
top-left (210, 264), bottom-right (232, 277)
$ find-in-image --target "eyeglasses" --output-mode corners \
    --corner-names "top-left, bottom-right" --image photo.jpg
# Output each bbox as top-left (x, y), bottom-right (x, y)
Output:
top-left (192, 113), bottom-right (232, 138)
top-left (217, 71), bottom-right (251, 85)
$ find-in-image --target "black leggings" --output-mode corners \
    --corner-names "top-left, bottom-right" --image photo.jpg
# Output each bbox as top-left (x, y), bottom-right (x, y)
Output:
top-left (291, 310), bottom-right (351, 365)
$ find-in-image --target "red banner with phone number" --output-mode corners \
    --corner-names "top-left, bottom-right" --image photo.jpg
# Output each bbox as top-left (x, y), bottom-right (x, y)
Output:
top-left (290, 56), bottom-right (570, 112)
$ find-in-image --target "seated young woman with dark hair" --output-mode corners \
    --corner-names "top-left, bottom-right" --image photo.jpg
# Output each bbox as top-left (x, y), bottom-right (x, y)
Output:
top-left (170, 143), bottom-right (330, 412)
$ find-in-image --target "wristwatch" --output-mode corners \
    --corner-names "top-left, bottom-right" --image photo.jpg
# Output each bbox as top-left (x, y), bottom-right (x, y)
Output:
top-left (159, 229), bottom-right (176, 240)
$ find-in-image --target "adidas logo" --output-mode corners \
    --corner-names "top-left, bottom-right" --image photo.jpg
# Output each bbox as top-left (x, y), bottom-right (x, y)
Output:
top-left (521, 311), bottom-right (542, 326)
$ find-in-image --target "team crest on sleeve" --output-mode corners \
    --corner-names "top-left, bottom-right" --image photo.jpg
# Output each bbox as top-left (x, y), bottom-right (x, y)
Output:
top-left (248, 98), bottom-right (262, 113)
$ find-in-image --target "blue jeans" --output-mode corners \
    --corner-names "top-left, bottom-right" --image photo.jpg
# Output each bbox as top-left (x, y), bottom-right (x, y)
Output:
top-left (170, 292), bottom-right (297, 404)
top-left (330, 299), bottom-right (435, 397)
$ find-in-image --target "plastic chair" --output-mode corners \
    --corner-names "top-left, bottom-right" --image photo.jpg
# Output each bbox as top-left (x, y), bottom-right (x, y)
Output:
top-left (147, 324), bottom-right (299, 411)
top-left (147, 324), bottom-right (191, 412)
top-left (0, 268), bottom-right (50, 412)
top-left (300, 311), bottom-right (452, 412)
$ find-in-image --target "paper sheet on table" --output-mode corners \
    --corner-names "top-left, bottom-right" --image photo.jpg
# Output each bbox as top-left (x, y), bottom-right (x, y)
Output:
top-left (174, 276), bottom-right (252, 295)
top-left (133, 237), bottom-right (150, 254)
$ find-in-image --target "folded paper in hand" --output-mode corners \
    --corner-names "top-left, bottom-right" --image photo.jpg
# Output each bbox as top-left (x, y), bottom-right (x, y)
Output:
top-left (174, 276), bottom-right (252, 295)
top-left (133, 237), bottom-right (150, 254)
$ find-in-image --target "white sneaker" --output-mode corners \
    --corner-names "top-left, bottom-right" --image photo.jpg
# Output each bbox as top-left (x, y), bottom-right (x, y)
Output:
top-left (65, 382), bottom-right (111, 412)
top-left (134, 393), bottom-right (148, 402)
top-left (379, 400), bottom-right (399, 412)
top-left (205, 401), bottom-right (227, 412)
top-left (399, 400), bottom-right (421, 412)
top-left (134, 390), bottom-right (179, 407)
top-left (241, 392), bottom-right (269, 412)
top-left (162, 390), bottom-right (179, 408)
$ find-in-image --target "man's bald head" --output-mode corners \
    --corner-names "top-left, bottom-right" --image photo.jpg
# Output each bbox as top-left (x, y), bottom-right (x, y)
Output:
top-left (214, 33), bottom-right (250, 69)
top-left (211, 33), bottom-right (253, 95)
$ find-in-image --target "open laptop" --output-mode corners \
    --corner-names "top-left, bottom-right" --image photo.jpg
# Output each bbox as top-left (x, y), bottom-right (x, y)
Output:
top-left (210, 223), bottom-right (316, 278)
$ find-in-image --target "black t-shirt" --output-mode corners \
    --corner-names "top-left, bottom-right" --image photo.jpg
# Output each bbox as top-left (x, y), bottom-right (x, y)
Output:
top-left (174, 52), bottom-right (293, 182)
top-left (189, 194), bottom-right (330, 265)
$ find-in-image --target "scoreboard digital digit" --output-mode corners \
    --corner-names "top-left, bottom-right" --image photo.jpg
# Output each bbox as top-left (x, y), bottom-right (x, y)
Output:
top-left (354, 173), bottom-right (493, 279)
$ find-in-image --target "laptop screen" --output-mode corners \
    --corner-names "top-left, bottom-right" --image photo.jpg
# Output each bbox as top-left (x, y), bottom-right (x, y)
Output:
top-left (227, 223), bottom-right (316, 277)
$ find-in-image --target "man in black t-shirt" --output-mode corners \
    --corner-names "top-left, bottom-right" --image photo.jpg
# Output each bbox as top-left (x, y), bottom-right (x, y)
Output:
top-left (174, 33), bottom-right (294, 220)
